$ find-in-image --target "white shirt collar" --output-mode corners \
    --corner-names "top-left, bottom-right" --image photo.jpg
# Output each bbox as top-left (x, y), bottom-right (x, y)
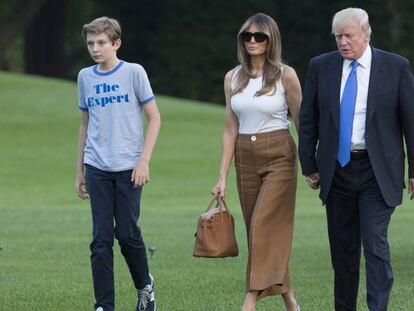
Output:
top-left (343, 45), bottom-right (372, 69)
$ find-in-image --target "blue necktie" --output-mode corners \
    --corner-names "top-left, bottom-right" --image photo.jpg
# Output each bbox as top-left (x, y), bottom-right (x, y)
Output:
top-left (337, 60), bottom-right (359, 167)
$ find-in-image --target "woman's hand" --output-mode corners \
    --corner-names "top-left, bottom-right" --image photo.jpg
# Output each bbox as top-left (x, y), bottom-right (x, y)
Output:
top-left (212, 178), bottom-right (227, 199)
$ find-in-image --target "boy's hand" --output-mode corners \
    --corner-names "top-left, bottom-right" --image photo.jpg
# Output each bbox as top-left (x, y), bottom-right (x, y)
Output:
top-left (131, 160), bottom-right (149, 188)
top-left (75, 172), bottom-right (89, 199)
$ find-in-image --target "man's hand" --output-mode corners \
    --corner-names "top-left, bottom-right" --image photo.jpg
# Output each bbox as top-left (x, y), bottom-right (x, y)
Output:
top-left (131, 160), bottom-right (149, 188)
top-left (408, 178), bottom-right (414, 200)
top-left (306, 172), bottom-right (320, 190)
top-left (75, 172), bottom-right (89, 199)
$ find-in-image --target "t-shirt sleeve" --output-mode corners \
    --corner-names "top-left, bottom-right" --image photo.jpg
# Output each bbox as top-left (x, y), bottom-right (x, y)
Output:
top-left (77, 71), bottom-right (88, 111)
top-left (133, 64), bottom-right (155, 105)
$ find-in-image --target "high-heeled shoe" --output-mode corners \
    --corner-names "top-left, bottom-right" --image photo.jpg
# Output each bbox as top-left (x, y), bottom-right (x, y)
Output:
top-left (285, 303), bottom-right (300, 311)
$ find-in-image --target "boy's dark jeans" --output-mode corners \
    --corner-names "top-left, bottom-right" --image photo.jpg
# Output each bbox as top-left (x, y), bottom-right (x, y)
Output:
top-left (85, 164), bottom-right (150, 311)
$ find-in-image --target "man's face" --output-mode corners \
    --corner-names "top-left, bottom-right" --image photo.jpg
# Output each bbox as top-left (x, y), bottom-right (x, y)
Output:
top-left (334, 22), bottom-right (369, 60)
top-left (86, 32), bottom-right (120, 64)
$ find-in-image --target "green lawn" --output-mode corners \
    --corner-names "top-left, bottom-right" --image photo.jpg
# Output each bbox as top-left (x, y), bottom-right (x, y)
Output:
top-left (0, 72), bottom-right (413, 310)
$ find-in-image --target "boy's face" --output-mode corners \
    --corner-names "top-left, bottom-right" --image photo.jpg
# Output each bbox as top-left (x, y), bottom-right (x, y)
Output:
top-left (86, 32), bottom-right (121, 64)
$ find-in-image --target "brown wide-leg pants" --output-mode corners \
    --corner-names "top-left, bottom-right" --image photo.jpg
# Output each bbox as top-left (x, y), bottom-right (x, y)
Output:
top-left (235, 129), bottom-right (297, 300)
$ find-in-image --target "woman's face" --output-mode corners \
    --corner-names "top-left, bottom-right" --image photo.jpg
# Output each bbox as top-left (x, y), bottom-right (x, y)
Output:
top-left (241, 24), bottom-right (268, 57)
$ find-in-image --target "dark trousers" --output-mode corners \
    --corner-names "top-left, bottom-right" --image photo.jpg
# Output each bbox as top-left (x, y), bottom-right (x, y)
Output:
top-left (326, 153), bottom-right (395, 311)
top-left (85, 164), bottom-right (150, 311)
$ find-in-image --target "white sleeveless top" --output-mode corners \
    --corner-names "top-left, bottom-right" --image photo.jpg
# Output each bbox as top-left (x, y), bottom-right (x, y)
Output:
top-left (230, 67), bottom-right (291, 134)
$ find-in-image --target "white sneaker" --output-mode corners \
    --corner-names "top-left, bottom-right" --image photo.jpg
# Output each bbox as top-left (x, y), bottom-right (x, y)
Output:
top-left (136, 273), bottom-right (156, 311)
top-left (96, 307), bottom-right (104, 311)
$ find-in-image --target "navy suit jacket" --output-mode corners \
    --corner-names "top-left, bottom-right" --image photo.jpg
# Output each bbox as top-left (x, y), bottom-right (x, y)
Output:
top-left (299, 47), bottom-right (414, 206)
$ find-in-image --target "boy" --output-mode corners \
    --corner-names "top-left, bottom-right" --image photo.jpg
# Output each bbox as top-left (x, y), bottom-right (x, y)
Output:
top-left (75, 17), bottom-right (160, 311)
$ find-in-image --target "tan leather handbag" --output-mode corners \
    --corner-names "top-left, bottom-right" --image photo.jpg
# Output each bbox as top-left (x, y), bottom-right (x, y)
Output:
top-left (193, 197), bottom-right (239, 258)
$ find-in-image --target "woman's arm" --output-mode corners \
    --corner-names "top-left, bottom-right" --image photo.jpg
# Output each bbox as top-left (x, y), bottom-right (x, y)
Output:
top-left (282, 65), bottom-right (302, 132)
top-left (212, 69), bottom-right (239, 199)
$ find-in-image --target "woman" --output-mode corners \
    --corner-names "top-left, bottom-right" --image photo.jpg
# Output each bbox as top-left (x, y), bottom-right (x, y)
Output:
top-left (212, 13), bottom-right (301, 311)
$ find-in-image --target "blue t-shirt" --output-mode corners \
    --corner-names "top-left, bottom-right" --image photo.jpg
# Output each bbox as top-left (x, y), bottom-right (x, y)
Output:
top-left (77, 60), bottom-right (155, 172)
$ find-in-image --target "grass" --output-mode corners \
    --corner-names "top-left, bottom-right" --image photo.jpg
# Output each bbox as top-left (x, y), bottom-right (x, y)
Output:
top-left (0, 71), bottom-right (413, 310)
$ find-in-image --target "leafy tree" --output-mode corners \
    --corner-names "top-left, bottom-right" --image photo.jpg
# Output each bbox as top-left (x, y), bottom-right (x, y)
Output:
top-left (0, 0), bottom-right (47, 69)
top-left (3, 0), bottom-right (414, 104)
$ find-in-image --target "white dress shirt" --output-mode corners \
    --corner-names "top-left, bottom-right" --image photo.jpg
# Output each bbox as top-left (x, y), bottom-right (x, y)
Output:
top-left (340, 46), bottom-right (372, 150)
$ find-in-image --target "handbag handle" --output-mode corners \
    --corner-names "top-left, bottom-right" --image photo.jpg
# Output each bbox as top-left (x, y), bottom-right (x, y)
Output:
top-left (205, 197), bottom-right (230, 213)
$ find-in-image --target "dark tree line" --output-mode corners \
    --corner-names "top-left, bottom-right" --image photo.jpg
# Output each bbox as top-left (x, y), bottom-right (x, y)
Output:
top-left (0, 0), bottom-right (47, 70)
top-left (2, 0), bottom-right (414, 104)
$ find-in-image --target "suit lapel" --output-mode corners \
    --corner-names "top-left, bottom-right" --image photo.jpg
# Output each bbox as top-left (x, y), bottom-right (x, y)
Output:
top-left (366, 47), bottom-right (385, 125)
top-left (328, 52), bottom-right (343, 130)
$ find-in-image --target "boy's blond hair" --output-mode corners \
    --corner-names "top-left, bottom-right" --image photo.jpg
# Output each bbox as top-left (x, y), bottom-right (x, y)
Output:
top-left (82, 16), bottom-right (121, 43)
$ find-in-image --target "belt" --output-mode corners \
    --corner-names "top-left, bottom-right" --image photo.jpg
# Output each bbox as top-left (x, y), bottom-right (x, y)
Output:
top-left (350, 149), bottom-right (368, 158)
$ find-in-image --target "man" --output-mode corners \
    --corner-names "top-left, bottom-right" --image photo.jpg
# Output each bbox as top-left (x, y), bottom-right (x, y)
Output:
top-left (299, 7), bottom-right (414, 311)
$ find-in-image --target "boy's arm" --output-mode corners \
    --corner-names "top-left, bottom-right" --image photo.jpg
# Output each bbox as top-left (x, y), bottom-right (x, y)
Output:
top-left (131, 99), bottom-right (161, 188)
top-left (75, 111), bottom-right (89, 199)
